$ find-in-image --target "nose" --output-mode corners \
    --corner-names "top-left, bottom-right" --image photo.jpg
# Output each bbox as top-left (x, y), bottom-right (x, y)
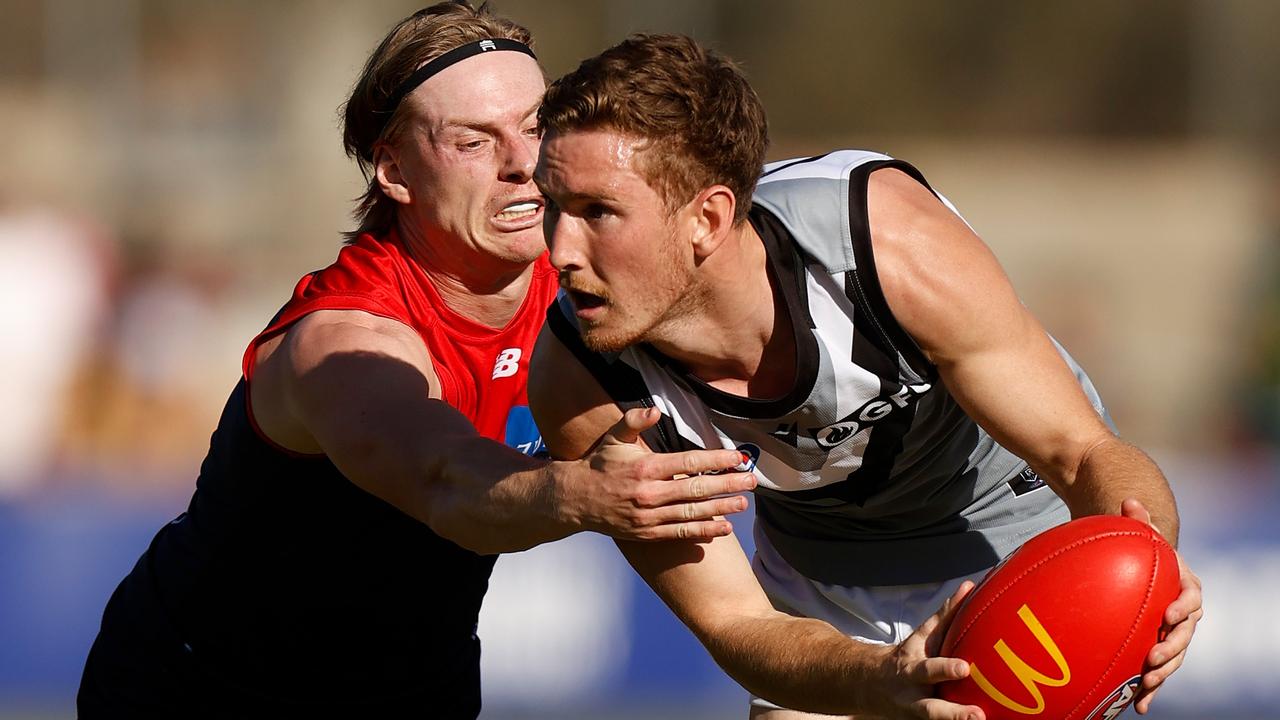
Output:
top-left (545, 213), bottom-right (583, 273)
top-left (499, 133), bottom-right (537, 184)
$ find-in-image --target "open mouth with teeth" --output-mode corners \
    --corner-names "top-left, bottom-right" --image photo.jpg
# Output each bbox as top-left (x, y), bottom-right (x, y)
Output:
top-left (496, 200), bottom-right (541, 221)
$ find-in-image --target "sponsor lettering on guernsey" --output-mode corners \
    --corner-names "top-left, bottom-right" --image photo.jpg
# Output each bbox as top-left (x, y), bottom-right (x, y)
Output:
top-left (504, 405), bottom-right (544, 457)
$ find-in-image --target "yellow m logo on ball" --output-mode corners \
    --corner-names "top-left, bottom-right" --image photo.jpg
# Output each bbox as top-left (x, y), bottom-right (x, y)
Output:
top-left (969, 604), bottom-right (1071, 715)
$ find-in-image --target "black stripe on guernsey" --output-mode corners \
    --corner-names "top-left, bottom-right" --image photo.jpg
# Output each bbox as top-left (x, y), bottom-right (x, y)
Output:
top-left (760, 152), bottom-right (834, 179)
top-left (769, 160), bottom-right (940, 506)
top-left (840, 336), bottom-right (921, 506)
top-left (641, 206), bottom-right (820, 420)
top-left (545, 301), bottom-right (694, 454)
top-left (845, 160), bottom-right (935, 378)
top-left (831, 160), bottom-right (941, 504)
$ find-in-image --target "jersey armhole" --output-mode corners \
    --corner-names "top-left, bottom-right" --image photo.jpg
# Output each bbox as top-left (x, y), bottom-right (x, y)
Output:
top-left (846, 160), bottom-right (937, 380)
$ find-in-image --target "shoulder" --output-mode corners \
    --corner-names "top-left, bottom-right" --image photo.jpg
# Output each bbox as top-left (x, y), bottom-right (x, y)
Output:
top-left (282, 310), bottom-right (432, 376)
top-left (866, 167), bottom-right (956, 234)
top-left (249, 310), bottom-right (436, 454)
top-left (290, 233), bottom-right (414, 319)
top-left (865, 168), bottom-right (1015, 362)
top-left (758, 149), bottom-right (895, 184)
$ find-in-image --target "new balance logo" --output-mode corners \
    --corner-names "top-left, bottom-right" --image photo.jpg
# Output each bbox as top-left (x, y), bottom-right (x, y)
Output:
top-left (492, 348), bottom-right (522, 379)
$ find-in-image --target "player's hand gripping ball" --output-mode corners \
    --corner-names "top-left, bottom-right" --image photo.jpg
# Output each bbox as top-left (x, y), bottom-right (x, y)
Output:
top-left (939, 515), bottom-right (1179, 720)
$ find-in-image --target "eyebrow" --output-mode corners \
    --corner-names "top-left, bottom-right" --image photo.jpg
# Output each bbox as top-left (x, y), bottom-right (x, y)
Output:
top-left (438, 101), bottom-right (542, 133)
top-left (538, 188), bottom-right (620, 205)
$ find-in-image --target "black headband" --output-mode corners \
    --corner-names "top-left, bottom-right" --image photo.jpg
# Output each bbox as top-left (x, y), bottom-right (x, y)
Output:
top-left (378, 38), bottom-right (537, 138)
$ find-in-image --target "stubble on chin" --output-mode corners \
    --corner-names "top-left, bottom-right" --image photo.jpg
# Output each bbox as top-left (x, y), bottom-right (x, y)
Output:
top-left (580, 321), bottom-right (641, 354)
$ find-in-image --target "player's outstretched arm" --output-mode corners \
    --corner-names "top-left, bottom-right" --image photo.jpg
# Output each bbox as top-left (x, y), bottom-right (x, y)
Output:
top-left (529, 325), bottom-right (986, 720)
top-left (250, 309), bottom-right (752, 554)
top-left (865, 167), bottom-right (1201, 712)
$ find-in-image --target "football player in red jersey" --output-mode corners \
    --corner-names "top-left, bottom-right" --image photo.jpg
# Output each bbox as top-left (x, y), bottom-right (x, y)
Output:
top-left (78, 5), bottom-right (754, 718)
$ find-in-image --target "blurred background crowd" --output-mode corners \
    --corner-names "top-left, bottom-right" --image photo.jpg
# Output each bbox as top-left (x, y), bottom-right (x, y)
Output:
top-left (1, 1), bottom-right (1277, 717)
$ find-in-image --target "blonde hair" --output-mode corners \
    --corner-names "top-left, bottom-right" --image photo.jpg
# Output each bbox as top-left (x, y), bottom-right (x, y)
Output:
top-left (340, 2), bottom-right (534, 241)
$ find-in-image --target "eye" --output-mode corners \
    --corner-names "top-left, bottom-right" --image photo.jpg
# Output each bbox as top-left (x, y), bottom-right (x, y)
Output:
top-left (522, 125), bottom-right (541, 139)
top-left (584, 203), bottom-right (609, 220)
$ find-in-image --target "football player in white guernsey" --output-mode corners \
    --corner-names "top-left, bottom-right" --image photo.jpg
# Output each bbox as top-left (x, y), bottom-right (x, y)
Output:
top-left (530, 34), bottom-right (1202, 720)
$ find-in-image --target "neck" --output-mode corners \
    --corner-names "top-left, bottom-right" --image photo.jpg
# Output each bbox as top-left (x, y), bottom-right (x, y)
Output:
top-left (648, 222), bottom-right (796, 398)
top-left (397, 219), bottom-right (535, 329)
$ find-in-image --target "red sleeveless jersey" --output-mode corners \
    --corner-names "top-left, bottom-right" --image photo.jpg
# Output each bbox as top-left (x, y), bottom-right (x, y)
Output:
top-left (243, 231), bottom-right (558, 453)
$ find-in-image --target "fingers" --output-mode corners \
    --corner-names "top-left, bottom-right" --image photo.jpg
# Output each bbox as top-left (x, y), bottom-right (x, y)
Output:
top-left (918, 580), bottom-right (976, 655)
top-left (1136, 676), bottom-right (1167, 707)
top-left (606, 407), bottom-right (661, 445)
top-left (1166, 558), bottom-right (1203, 625)
top-left (946, 580), bottom-right (977, 614)
top-left (646, 495), bottom-right (749, 524)
top-left (1130, 554), bottom-right (1201, 716)
top-left (1139, 567), bottom-right (1201, 714)
top-left (1151, 605), bottom-right (1201, 666)
top-left (913, 697), bottom-right (984, 720)
top-left (909, 656), bottom-right (971, 685)
top-left (1120, 498), bottom-right (1152, 525)
top-left (638, 519), bottom-right (735, 541)
top-left (1139, 646), bottom-right (1187, 699)
top-left (640, 470), bottom-right (757, 508)
top-left (621, 490), bottom-right (750, 542)
top-left (644, 446), bottom-right (751, 480)
top-left (1164, 590), bottom-right (1202, 627)
top-left (1152, 558), bottom-right (1201, 662)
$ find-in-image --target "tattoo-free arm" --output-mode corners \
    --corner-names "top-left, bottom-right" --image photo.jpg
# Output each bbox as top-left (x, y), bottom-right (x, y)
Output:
top-left (528, 324), bottom-right (984, 719)
top-left (867, 167), bottom-right (1199, 711)
top-left (252, 310), bottom-right (751, 554)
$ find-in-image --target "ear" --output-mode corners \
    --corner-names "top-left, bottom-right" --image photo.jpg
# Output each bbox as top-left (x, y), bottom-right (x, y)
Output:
top-left (373, 142), bottom-right (412, 206)
top-left (687, 184), bottom-right (736, 260)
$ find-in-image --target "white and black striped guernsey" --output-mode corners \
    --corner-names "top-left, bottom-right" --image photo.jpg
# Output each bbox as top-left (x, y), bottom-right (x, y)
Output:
top-left (548, 150), bottom-right (1110, 586)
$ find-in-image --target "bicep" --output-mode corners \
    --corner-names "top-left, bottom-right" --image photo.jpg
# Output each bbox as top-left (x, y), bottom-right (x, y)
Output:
top-left (867, 169), bottom-right (1113, 479)
top-left (270, 311), bottom-right (477, 487)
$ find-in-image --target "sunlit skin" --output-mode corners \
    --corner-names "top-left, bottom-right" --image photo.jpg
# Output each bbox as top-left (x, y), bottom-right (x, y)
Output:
top-left (374, 51), bottom-right (546, 326)
top-left (535, 128), bottom-right (799, 398)
top-left (534, 129), bottom-right (1200, 720)
top-left (536, 130), bottom-right (691, 350)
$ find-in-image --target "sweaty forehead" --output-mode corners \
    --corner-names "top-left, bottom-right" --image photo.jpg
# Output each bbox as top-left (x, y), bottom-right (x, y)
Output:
top-left (537, 129), bottom-right (647, 189)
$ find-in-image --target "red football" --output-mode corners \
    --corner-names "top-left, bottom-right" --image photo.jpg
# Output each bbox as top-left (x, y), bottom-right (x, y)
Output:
top-left (938, 515), bottom-right (1179, 720)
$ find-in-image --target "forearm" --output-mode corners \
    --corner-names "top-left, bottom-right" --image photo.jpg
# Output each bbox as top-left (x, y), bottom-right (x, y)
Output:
top-left (618, 534), bottom-right (904, 717)
top-left (1061, 437), bottom-right (1180, 546)
top-left (327, 406), bottom-right (577, 555)
top-left (417, 433), bottom-right (577, 554)
top-left (701, 613), bottom-right (890, 715)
